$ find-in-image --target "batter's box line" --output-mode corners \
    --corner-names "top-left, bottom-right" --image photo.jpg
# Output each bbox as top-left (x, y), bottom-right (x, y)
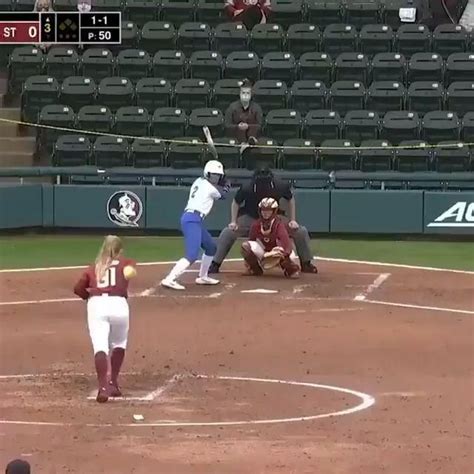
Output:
top-left (353, 273), bottom-right (391, 302)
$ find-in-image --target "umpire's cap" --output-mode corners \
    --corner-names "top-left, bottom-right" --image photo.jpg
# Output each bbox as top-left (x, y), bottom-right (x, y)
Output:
top-left (5, 459), bottom-right (31, 474)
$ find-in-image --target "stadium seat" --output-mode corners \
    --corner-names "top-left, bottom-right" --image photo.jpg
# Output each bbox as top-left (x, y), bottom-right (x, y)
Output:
top-left (358, 24), bottom-right (393, 57)
top-left (304, 109), bottom-right (341, 144)
top-left (395, 24), bottom-right (431, 58)
top-left (53, 0), bottom-right (80, 10)
top-left (306, 0), bottom-right (343, 27)
top-left (188, 51), bottom-right (223, 85)
top-left (394, 140), bottom-right (431, 172)
top-left (21, 76), bottom-right (59, 123)
top-left (187, 107), bottom-right (224, 137)
top-left (261, 52), bottom-right (297, 84)
top-left (45, 47), bottom-right (79, 82)
top-left (130, 138), bottom-right (167, 167)
top-left (280, 138), bottom-right (317, 170)
top-left (329, 81), bottom-right (366, 114)
top-left (252, 80), bottom-right (288, 115)
top-left (168, 137), bottom-right (206, 168)
top-left (195, 0), bottom-right (224, 27)
top-left (77, 106), bottom-right (114, 134)
top-left (60, 76), bottom-right (97, 111)
top-left (161, 0), bottom-right (196, 24)
top-left (289, 80), bottom-right (327, 115)
top-left (97, 77), bottom-right (135, 113)
top-left (213, 22), bottom-right (248, 57)
top-left (322, 24), bottom-right (357, 57)
top-left (433, 142), bottom-right (471, 172)
top-left (407, 81), bottom-right (444, 116)
top-left (461, 112), bottom-right (474, 143)
top-left (177, 22), bottom-right (212, 56)
top-left (212, 79), bottom-right (243, 110)
top-left (81, 48), bottom-right (114, 83)
top-left (366, 81), bottom-right (405, 114)
top-left (270, 0), bottom-right (304, 27)
top-left (123, 0), bottom-right (159, 27)
top-left (407, 52), bottom-right (444, 84)
top-left (286, 24), bottom-right (321, 58)
top-left (432, 24), bottom-right (468, 59)
top-left (151, 107), bottom-right (187, 138)
top-left (174, 79), bottom-right (211, 112)
top-left (298, 52), bottom-right (333, 84)
top-left (358, 139), bottom-right (393, 171)
top-left (264, 109), bottom-right (302, 143)
top-left (319, 139), bottom-right (356, 171)
top-left (224, 51), bottom-right (260, 82)
top-left (91, 0), bottom-right (122, 12)
top-left (381, 0), bottom-right (408, 29)
top-left (241, 137), bottom-right (279, 170)
top-left (120, 21), bottom-right (140, 50)
top-left (139, 22), bottom-right (176, 53)
top-left (13, 0), bottom-right (35, 10)
top-left (343, 110), bottom-right (379, 145)
top-left (116, 49), bottom-right (151, 84)
top-left (152, 50), bottom-right (186, 84)
top-left (38, 104), bottom-right (76, 152)
top-left (422, 111), bottom-right (461, 143)
top-left (446, 82), bottom-right (474, 117)
top-left (371, 52), bottom-right (406, 83)
top-left (445, 53), bottom-right (474, 85)
top-left (381, 111), bottom-right (420, 144)
top-left (8, 46), bottom-right (44, 94)
top-left (334, 53), bottom-right (370, 84)
top-left (114, 106), bottom-right (151, 138)
top-left (93, 136), bottom-right (130, 168)
top-left (344, 0), bottom-right (380, 29)
top-left (53, 135), bottom-right (92, 167)
top-left (250, 24), bottom-right (284, 57)
top-left (206, 137), bottom-right (241, 168)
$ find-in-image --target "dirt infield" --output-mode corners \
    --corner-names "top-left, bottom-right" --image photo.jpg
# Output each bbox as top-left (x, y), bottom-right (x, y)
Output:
top-left (0, 260), bottom-right (473, 473)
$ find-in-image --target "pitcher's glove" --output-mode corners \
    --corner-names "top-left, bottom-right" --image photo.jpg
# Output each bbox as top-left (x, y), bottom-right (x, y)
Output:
top-left (262, 246), bottom-right (286, 270)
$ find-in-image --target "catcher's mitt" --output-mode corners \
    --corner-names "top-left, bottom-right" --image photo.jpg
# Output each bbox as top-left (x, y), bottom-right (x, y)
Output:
top-left (261, 246), bottom-right (285, 270)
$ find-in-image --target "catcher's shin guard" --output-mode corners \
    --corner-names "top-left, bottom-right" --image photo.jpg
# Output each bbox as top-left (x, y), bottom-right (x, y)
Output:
top-left (241, 242), bottom-right (263, 276)
top-left (280, 256), bottom-right (300, 278)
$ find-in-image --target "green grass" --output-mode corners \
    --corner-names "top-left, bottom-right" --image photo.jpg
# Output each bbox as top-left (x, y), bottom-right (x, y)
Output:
top-left (0, 236), bottom-right (473, 271)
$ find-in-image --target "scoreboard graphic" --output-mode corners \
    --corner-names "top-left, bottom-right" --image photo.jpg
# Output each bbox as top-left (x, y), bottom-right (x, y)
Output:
top-left (0, 12), bottom-right (121, 44)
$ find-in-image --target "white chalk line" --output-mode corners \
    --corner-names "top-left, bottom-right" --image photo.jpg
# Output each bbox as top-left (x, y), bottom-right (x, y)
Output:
top-left (362, 298), bottom-right (474, 316)
top-left (0, 371), bottom-right (140, 380)
top-left (354, 273), bottom-right (391, 302)
top-left (281, 307), bottom-right (363, 315)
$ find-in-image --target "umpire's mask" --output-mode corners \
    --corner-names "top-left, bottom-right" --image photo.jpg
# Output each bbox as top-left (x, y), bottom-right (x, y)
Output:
top-left (253, 167), bottom-right (274, 195)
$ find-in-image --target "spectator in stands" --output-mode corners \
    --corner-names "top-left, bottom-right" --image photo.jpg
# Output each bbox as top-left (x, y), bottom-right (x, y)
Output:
top-left (224, 0), bottom-right (271, 30)
top-left (459, 0), bottom-right (473, 31)
top-left (419, 0), bottom-right (468, 28)
top-left (33, 0), bottom-right (53, 11)
top-left (77, 0), bottom-right (92, 12)
top-left (5, 459), bottom-right (31, 474)
top-left (224, 79), bottom-right (263, 144)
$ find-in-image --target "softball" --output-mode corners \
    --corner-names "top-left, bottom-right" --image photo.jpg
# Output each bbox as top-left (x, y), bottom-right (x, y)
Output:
top-left (123, 265), bottom-right (137, 280)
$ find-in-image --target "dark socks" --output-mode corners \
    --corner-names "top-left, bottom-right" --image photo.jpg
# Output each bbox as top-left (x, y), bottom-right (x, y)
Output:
top-left (94, 351), bottom-right (108, 389)
top-left (110, 348), bottom-right (125, 386)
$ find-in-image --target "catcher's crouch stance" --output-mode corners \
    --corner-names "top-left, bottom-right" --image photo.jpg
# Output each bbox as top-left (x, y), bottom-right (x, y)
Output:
top-left (241, 197), bottom-right (300, 277)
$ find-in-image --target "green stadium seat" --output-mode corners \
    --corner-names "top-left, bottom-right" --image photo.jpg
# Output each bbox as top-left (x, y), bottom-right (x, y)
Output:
top-left (53, 135), bottom-right (92, 167)
top-left (319, 139), bottom-right (356, 171)
top-left (304, 109), bottom-right (341, 144)
top-left (422, 111), bottom-right (461, 144)
top-left (461, 112), bottom-right (474, 143)
top-left (358, 139), bottom-right (393, 172)
top-left (14, 0), bottom-right (35, 11)
top-left (322, 24), bottom-right (357, 57)
top-left (445, 53), bottom-right (474, 85)
top-left (433, 142), bottom-right (471, 172)
top-left (407, 52), bottom-right (444, 84)
top-left (120, 21), bottom-right (140, 50)
top-left (212, 78), bottom-right (242, 111)
top-left (381, 111), bottom-right (420, 144)
top-left (359, 24), bottom-right (393, 57)
top-left (252, 80), bottom-right (288, 115)
top-left (116, 49), bottom-right (151, 84)
top-left (91, 0), bottom-right (122, 11)
top-left (367, 81), bottom-right (405, 114)
top-left (97, 77), bottom-right (135, 113)
top-left (334, 52), bottom-right (370, 84)
top-left (371, 52), bottom-right (406, 83)
top-left (130, 138), bottom-right (167, 167)
top-left (38, 104), bottom-right (76, 152)
top-left (123, 0), bottom-right (160, 27)
top-left (175, 79), bottom-right (211, 112)
top-left (250, 24), bottom-right (284, 57)
top-left (207, 136), bottom-right (241, 168)
top-left (261, 52), bottom-right (296, 85)
top-left (289, 80), bottom-right (327, 115)
top-left (114, 106), bottom-right (151, 139)
top-left (344, 0), bottom-right (380, 29)
top-left (177, 22), bottom-right (212, 56)
top-left (432, 24), bottom-right (468, 59)
top-left (151, 107), bottom-right (187, 138)
top-left (81, 48), bottom-right (114, 83)
top-left (0, 43), bottom-right (13, 69)
top-left (280, 138), bottom-right (317, 170)
top-left (213, 22), bottom-right (248, 57)
top-left (51, 0), bottom-right (77, 10)
top-left (45, 47), bottom-right (79, 82)
top-left (329, 80), bottom-right (366, 114)
top-left (270, 0), bottom-right (303, 27)
top-left (241, 137), bottom-right (279, 170)
top-left (8, 46), bottom-right (44, 94)
top-left (140, 22), bottom-right (176, 53)
top-left (286, 24), bottom-right (321, 58)
top-left (394, 140), bottom-right (431, 172)
top-left (152, 50), bottom-right (186, 84)
top-left (264, 109), bottom-right (302, 143)
top-left (224, 51), bottom-right (260, 82)
top-left (196, 0), bottom-right (224, 27)
top-left (77, 106), bottom-right (114, 134)
top-left (60, 76), bottom-right (97, 111)
top-left (136, 78), bottom-right (173, 109)
top-left (168, 137), bottom-right (206, 168)
top-left (298, 52), bottom-right (332, 84)
top-left (343, 110), bottom-right (379, 145)
top-left (381, 0), bottom-right (407, 30)
top-left (306, 0), bottom-right (343, 27)
top-left (395, 24), bottom-right (430, 58)
top-left (160, 0), bottom-right (195, 24)
top-left (93, 136), bottom-right (130, 168)
top-left (188, 107), bottom-right (224, 137)
top-left (407, 81), bottom-right (444, 116)
top-left (21, 75), bottom-right (59, 123)
top-left (189, 51), bottom-right (223, 85)
top-left (446, 82), bottom-right (474, 117)
top-left (0, 0), bottom-right (13, 10)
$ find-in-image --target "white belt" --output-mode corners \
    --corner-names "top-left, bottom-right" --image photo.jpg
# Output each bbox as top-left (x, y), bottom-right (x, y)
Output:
top-left (186, 209), bottom-right (205, 219)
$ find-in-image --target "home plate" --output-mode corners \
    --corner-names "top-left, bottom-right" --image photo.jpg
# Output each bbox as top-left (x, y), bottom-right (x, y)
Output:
top-left (240, 289), bottom-right (279, 294)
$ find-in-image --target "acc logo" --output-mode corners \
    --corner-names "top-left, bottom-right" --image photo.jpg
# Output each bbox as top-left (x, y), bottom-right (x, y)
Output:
top-left (107, 191), bottom-right (143, 227)
top-left (427, 201), bottom-right (474, 228)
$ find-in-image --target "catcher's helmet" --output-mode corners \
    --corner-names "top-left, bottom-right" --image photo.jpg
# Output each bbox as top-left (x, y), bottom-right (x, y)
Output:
top-left (258, 197), bottom-right (278, 219)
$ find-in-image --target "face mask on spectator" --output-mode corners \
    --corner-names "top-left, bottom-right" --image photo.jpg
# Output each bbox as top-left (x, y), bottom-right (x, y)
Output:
top-left (240, 88), bottom-right (251, 109)
top-left (77, 0), bottom-right (91, 11)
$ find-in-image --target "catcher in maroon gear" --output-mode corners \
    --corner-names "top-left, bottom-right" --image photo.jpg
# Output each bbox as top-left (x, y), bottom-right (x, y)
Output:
top-left (241, 197), bottom-right (300, 277)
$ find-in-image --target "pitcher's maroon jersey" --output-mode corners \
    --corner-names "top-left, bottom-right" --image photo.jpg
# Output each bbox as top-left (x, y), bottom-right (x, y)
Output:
top-left (248, 217), bottom-right (292, 254)
top-left (73, 258), bottom-right (136, 300)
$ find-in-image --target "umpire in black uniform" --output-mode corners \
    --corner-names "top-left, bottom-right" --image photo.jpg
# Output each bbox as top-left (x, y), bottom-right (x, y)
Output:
top-left (209, 167), bottom-right (318, 274)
